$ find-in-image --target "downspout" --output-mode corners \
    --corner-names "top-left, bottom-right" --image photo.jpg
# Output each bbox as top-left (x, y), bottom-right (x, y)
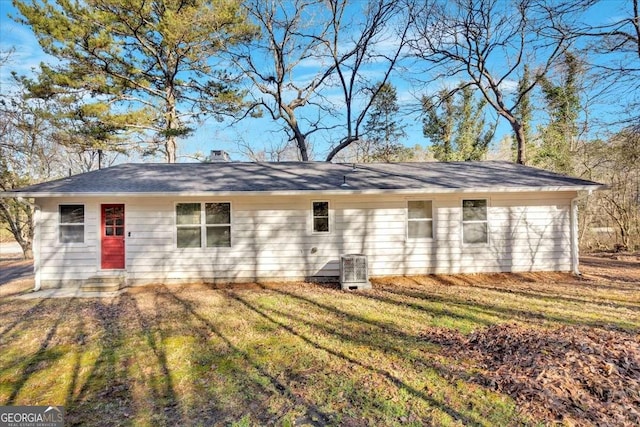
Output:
top-left (570, 196), bottom-right (579, 275)
top-left (17, 197), bottom-right (41, 291)
top-left (570, 191), bottom-right (591, 276)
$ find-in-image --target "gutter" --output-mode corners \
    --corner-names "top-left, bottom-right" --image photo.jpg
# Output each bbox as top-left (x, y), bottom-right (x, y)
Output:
top-left (16, 197), bottom-right (41, 292)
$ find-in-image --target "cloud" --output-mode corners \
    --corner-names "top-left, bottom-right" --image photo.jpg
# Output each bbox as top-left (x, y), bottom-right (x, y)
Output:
top-left (498, 79), bottom-right (518, 93)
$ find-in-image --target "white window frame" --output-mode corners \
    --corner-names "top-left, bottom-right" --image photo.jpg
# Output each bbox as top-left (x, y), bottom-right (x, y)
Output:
top-left (461, 198), bottom-right (489, 245)
top-left (311, 200), bottom-right (331, 234)
top-left (58, 204), bottom-right (85, 245)
top-left (175, 202), bottom-right (232, 248)
top-left (204, 202), bottom-right (232, 248)
top-left (406, 200), bottom-right (434, 240)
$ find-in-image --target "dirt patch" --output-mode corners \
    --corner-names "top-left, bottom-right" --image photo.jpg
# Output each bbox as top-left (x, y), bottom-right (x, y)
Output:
top-left (423, 324), bottom-right (640, 426)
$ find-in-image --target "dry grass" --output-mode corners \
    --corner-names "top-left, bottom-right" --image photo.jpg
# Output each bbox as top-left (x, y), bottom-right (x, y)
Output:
top-left (0, 255), bottom-right (638, 426)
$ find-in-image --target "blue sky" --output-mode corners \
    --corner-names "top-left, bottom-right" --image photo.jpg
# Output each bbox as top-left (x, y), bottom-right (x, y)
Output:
top-left (0, 0), bottom-right (635, 162)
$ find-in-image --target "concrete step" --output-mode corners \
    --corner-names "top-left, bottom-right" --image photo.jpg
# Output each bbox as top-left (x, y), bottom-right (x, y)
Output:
top-left (81, 275), bottom-right (126, 293)
top-left (340, 280), bottom-right (372, 291)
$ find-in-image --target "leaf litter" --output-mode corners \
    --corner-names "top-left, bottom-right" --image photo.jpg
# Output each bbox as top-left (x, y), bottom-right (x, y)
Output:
top-left (422, 323), bottom-right (640, 426)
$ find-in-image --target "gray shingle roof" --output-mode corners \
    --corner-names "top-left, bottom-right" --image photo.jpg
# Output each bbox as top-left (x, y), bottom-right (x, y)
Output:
top-left (4, 161), bottom-right (602, 197)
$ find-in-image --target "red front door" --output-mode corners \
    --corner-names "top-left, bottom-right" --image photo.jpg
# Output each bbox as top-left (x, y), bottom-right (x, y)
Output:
top-left (101, 204), bottom-right (125, 269)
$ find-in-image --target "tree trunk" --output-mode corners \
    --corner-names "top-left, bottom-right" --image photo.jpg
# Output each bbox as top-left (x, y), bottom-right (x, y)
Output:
top-left (511, 120), bottom-right (527, 165)
top-left (165, 87), bottom-right (178, 163)
top-left (283, 108), bottom-right (309, 161)
top-left (20, 243), bottom-right (33, 260)
top-left (325, 136), bottom-right (358, 162)
top-left (294, 129), bottom-right (309, 161)
top-left (166, 136), bottom-right (177, 164)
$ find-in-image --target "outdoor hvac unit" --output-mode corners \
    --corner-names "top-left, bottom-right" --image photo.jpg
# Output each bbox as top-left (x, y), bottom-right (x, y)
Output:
top-left (340, 254), bottom-right (371, 290)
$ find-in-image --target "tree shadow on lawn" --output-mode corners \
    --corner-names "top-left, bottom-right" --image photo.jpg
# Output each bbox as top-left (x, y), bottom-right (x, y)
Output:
top-left (63, 289), bottom-right (328, 426)
top-left (63, 296), bottom-right (138, 425)
top-left (1, 288), bottom-right (332, 426)
top-left (370, 276), bottom-right (637, 331)
top-left (261, 282), bottom-right (495, 330)
top-left (451, 274), bottom-right (640, 312)
top-left (225, 289), bottom-right (487, 427)
top-left (12, 274), bottom-right (628, 425)
top-left (154, 285), bottom-right (334, 426)
top-left (2, 297), bottom-right (75, 405)
top-left (0, 298), bottom-right (49, 341)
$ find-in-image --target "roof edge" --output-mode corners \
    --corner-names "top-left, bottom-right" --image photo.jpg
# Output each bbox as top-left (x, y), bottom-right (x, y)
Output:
top-left (0, 184), bottom-right (604, 199)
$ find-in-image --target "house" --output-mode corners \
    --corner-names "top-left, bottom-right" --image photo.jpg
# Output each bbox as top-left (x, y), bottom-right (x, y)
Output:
top-left (1, 160), bottom-right (602, 291)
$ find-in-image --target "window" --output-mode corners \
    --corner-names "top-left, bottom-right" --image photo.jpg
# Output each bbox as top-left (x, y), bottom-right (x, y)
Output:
top-left (176, 203), bottom-right (201, 248)
top-left (104, 205), bottom-right (124, 236)
top-left (176, 202), bottom-right (231, 248)
top-left (312, 201), bottom-right (330, 233)
top-left (205, 203), bottom-right (231, 247)
top-left (407, 200), bottom-right (433, 239)
top-left (59, 205), bottom-right (85, 243)
top-left (462, 199), bottom-right (488, 244)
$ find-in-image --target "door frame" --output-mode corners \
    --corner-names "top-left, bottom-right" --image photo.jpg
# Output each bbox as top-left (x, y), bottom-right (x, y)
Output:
top-left (100, 203), bottom-right (126, 270)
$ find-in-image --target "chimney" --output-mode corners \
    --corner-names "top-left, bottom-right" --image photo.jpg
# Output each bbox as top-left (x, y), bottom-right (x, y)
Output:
top-left (208, 150), bottom-right (230, 162)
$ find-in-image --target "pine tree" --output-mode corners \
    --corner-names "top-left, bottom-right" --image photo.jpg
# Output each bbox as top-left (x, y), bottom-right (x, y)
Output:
top-left (14, 0), bottom-right (256, 162)
top-left (363, 82), bottom-right (408, 162)
top-left (422, 86), bottom-right (495, 162)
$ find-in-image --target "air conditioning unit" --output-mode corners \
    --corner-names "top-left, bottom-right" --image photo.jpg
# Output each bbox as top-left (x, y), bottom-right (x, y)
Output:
top-left (340, 254), bottom-right (371, 290)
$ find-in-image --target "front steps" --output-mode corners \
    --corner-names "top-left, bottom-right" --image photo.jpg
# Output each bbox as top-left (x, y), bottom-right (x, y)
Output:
top-left (81, 275), bottom-right (126, 293)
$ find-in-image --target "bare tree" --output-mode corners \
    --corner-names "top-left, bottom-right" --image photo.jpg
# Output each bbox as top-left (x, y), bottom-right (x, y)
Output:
top-left (579, 0), bottom-right (640, 60)
top-left (322, 0), bottom-right (414, 161)
top-left (238, 139), bottom-right (303, 162)
top-left (234, 0), bottom-right (412, 161)
top-left (230, 0), bottom-right (335, 161)
top-left (0, 88), bottom-right (53, 259)
top-left (579, 128), bottom-right (640, 250)
top-left (408, 0), bottom-right (585, 164)
top-left (576, 0), bottom-right (640, 124)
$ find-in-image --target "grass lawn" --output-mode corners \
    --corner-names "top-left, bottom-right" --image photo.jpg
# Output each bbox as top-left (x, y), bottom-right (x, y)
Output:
top-left (0, 255), bottom-right (638, 426)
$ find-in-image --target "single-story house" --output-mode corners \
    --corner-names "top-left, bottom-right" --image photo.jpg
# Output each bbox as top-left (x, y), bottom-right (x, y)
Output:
top-left (1, 160), bottom-right (602, 291)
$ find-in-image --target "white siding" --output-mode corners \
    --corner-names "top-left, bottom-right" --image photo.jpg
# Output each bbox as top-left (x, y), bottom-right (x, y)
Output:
top-left (35, 191), bottom-right (576, 288)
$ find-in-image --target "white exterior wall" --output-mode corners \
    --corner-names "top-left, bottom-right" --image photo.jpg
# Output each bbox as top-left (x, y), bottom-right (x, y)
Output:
top-left (35, 191), bottom-right (575, 288)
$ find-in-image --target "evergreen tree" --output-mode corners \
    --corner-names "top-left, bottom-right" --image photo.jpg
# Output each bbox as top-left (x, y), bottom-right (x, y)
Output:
top-left (422, 86), bottom-right (496, 162)
top-left (14, 0), bottom-right (255, 162)
top-left (535, 52), bottom-right (583, 174)
top-left (363, 82), bottom-right (408, 162)
top-left (422, 89), bottom-right (455, 161)
top-left (409, 0), bottom-right (585, 165)
top-left (513, 65), bottom-right (536, 162)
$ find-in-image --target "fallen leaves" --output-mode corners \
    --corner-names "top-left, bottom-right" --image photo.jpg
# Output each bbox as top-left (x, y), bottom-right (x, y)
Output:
top-left (422, 323), bottom-right (640, 425)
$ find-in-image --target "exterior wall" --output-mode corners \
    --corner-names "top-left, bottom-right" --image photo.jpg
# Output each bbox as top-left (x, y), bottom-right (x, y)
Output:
top-left (35, 191), bottom-right (575, 288)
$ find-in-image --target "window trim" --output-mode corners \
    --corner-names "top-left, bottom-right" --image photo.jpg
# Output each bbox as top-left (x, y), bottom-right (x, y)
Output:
top-left (176, 202), bottom-right (203, 249)
top-left (406, 199), bottom-right (434, 241)
top-left (58, 204), bottom-right (86, 245)
top-left (461, 198), bottom-right (489, 245)
top-left (311, 200), bottom-right (331, 234)
top-left (204, 202), bottom-right (232, 248)
top-left (175, 201), bottom-right (233, 249)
